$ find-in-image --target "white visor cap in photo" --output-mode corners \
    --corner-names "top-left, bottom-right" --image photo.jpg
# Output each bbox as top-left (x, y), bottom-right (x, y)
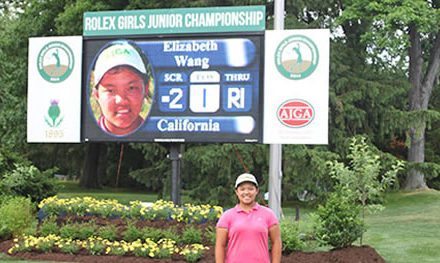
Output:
top-left (235, 173), bottom-right (258, 188)
top-left (93, 41), bottom-right (147, 88)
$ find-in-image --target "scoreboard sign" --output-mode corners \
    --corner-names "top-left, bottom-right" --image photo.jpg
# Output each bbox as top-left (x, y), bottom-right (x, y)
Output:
top-left (83, 6), bottom-right (265, 143)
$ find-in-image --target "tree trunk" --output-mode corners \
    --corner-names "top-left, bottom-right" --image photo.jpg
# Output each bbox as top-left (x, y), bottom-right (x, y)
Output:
top-left (404, 124), bottom-right (428, 189)
top-left (404, 26), bottom-right (440, 190)
top-left (80, 143), bottom-right (101, 188)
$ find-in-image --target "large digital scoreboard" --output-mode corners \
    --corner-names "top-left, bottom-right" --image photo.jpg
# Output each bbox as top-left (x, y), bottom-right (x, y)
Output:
top-left (27, 6), bottom-right (329, 145)
top-left (82, 6), bottom-right (265, 143)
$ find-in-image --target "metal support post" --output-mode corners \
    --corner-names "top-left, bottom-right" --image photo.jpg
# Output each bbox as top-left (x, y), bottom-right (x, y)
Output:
top-left (268, 0), bottom-right (285, 220)
top-left (168, 143), bottom-right (182, 206)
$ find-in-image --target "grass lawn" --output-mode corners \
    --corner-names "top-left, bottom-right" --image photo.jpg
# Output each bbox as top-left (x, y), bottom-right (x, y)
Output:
top-left (280, 190), bottom-right (440, 262)
top-left (0, 253), bottom-right (47, 262)
top-left (363, 190), bottom-right (440, 263)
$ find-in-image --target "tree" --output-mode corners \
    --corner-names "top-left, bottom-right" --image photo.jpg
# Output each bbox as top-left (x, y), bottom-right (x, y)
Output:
top-left (327, 136), bottom-right (404, 244)
top-left (339, 0), bottom-right (440, 189)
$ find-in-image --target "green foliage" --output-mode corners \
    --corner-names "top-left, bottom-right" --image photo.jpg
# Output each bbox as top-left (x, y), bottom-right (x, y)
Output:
top-left (156, 239), bottom-right (175, 259)
top-left (283, 145), bottom-right (339, 203)
top-left (123, 222), bottom-right (143, 242)
top-left (140, 226), bottom-right (180, 243)
top-left (57, 239), bottom-right (82, 254)
top-left (204, 226), bottom-right (216, 246)
top-left (0, 148), bottom-right (27, 177)
top-left (0, 196), bottom-right (36, 239)
top-left (328, 41), bottom-right (410, 150)
top-left (59, 222), bottom-right (97, 240)
top-left (182, 144), bottom-right (268, 206)
top-left (141, 226), bottom-right (165, 242)
top-left (128, 143), bottom-right (169, 193)
top-left (77, 222), bottom-right (98, 240)
top-left (84, 238), bottom-right (106, 255)
top-left (39, 217), bottom-right (59, 236)
top-left (38, 237), bottom-right (56, 252)
top-left (0, 163), bottom-right (58, 203)
top-left (183, 252), bottom-right (203, 263)
top-left (339, 0), bottom-right (438, 64)
top-left (280, 221), bottom-right (305, 253)
top-left (181, 244), bottom-right (206, 262)
top-left (313, 191), bottom-right (365, 248)
top-left (97, 225), bottom-right (118, 241)
top-left (181, 226), bottom-right (203, 244)
top-left (315, 136), bottom-right (404, 248)
top-left (59, 223), bottom-right (78, 239)
top-left (107, 245), bottom-right (127, 256)
top-left (161, 227), bottom-right (180, 242)
top-left (328, 136), bottom-right (404, 209)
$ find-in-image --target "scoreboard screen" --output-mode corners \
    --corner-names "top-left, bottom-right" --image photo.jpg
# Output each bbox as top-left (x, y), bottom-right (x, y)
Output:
top-left (83, 34), bottom-right (263, 142)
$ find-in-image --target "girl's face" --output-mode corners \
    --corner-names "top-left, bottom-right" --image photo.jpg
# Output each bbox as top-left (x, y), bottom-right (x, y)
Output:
top-left (94, 66), bottom-right (146, 135)
top-left (235, 182), bottom-right (259, 205)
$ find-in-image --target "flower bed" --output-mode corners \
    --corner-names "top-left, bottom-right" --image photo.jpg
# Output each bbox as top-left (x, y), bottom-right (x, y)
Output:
top-left (38, 196), bottom-right (223, 223)
top-left (8, 235), bottom-right (209, 262)
top-left (1, 196), bottom-right (387, 263)
top-left (4, 196), bottom-right (222, 262)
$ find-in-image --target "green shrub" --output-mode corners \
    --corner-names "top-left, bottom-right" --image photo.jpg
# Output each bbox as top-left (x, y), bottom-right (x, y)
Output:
top-left (0, 148), bottom-right (26, 176)
top-left (0, 195), bottom-right (13, 206)
top-left (38, 238), bottom-right (56, 252)
top-left (156, 239), bottom-right (175, 259)
top-left (0, 196), bottom-right (36, 239)
top-left (0, 163), bottom-right (58, 203)
top-left (313, 192), bottom-right (365, 248)
top-left (142, 226), bottom-right (165, 242)
top-left (180, 244), bottom-right (208, 262)
top-left (162, 227), bottom-right (180, 243)
top-left (107, 245), bottom-right (127, 256)
top-left (84, 238), bottom-right (106, 255)
top-left (181, 226), bottom-right (202, 244)
top-left (59, 223), bottom-right (78, 239)
top-left (77, 222), bottom-right (97, 240)
top-left (57, 240), bottom-right (82, 254)
top-left (97, 225), bottom-right (118, 241)
top-left (123, 222), bottom-right (143, 242)
top-left (204, 226), bottom-right (216, 246)
top-left (59, 222), bottom-right (97, 240)
top-left (39, 216), bottom-right (59, 236)
top-left (327, 136), bottom-right (404, 244)
top-left (280, 221), bottom-right (305, 253)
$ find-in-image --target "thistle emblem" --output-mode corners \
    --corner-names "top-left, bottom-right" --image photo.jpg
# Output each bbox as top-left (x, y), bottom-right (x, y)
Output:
top-left (45, 99), bottom-right (63, 127)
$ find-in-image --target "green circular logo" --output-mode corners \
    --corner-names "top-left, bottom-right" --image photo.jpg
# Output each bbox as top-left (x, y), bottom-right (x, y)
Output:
top-left (275, 35), bottom-right (319, 80)
top-left (37, 41), bottom-right (74, 83)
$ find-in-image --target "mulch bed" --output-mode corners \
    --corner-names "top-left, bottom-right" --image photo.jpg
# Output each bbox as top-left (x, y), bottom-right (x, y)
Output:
top-left (0, 240), bottom-right (386, 262)
top-left (0, 215), bottom-right (386, 262)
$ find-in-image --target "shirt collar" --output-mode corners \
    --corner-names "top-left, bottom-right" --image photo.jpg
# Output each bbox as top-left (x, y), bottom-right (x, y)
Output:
top-left (235, 203), bottom-right (260, 213)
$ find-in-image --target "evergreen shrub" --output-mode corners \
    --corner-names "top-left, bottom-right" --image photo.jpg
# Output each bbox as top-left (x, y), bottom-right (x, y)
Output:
top-left (0, 163), bottom-right (58, 203)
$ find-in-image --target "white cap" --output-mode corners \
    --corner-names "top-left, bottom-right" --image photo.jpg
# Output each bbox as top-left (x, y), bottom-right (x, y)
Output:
top-left (235, 173), bottom-right (258, 188)
top-left (93, 41), bottom-right (147, 88)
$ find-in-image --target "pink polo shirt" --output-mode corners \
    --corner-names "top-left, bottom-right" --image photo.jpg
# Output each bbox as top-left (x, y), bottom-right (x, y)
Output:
top-left (216, 203), bottom-right (279, 263)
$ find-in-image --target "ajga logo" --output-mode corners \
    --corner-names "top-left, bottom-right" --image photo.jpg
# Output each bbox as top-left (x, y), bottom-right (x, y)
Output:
top-left (45, 100), bottom-right (63, 128)
top-left (275, 35), bottom-right (319, 80)
top-left (277, 99), bottom-right (314, 128)
top-left (37, 41), bottom-right (74, 83)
